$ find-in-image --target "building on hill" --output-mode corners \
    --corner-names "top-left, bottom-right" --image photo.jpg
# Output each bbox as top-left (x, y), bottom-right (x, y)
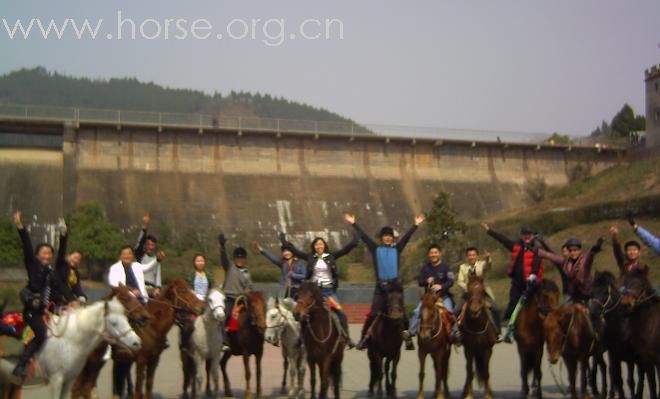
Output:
top-left (645, 64), bottom-right (660, 148)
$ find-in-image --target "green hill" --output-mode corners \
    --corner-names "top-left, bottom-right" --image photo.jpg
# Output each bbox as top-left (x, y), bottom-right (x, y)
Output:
top-left (0, 67), bottom-right (369, 131)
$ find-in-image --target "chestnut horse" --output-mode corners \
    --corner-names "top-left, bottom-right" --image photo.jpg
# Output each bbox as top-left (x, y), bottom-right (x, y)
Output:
top-left (416, 290), bottom-right (451, 399)
top-left (71, 284), bottom-right (151, 399)
top-left (514, 279), bottom-right (559, 399)
top-left (113, 278), bottom-right (205, 399)
top-left (294, 282), bottom-right (345, 399)
top-left (460, 275), bottom-right (496, 399)
top-left (621, 269), bottom-right (659, 399)
top-left (220, 291), bottom-right (266, 399)
top-left (367, 282), bottom-right (405, 398)
top-left (543, 304), bottom-right (597, 399)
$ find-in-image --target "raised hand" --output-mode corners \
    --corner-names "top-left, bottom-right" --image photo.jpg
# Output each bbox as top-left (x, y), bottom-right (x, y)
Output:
top-left (278, 231), bottom-right (286, 242)
top-left (13, 210), bottom-right (23, 230)
top-left (142, 213), bottom-right (151, 229)
top-left (415, 213), bottom-right (426, 226)
top-left (156, 249), bottom-right (166, 260)
top-left (627, 213), bottom-right (637, 229)
top-left (57, 217), bottom-right (68, 236)
top-left (344, 213), bottom-right (356, 225)
top-left (483, 249), bottom-right (491, 258)
top-left (218, 233), bottom-right (226, 246)
top-left (251, 240), bottom-right (263, 252)
top-left (609, 225), bottom-right (618, 238)
top-left (480, 222), bottom-right (490, 231)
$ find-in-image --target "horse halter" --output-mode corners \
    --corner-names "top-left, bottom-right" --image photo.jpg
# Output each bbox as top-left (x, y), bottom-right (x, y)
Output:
top-left (590, 285), bottom-right (621, 318)
top-left (419, 302), bottom-right (444, 339)
top-left (102, 300), bottom-right (138, 350)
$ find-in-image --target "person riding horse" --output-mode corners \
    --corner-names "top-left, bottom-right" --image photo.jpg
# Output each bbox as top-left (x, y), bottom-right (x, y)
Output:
top-left (454, 247), bottom-right (502, 344)
top-left (347, 212), bottom-right (425, 351)
top-left (11, 211), bottom-right (73, 378)
top-left (254, 235), bottom-right (306, 299)
top-left (481, 223), bottom-right (545, 343)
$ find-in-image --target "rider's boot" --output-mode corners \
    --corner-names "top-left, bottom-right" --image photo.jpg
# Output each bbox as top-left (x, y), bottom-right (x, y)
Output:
top-left (504, 299), bottom-right (524, 344)
top-left (12, 353), bottom-right (30, 378)
top-left (355, 313), bottom-right (375, 351)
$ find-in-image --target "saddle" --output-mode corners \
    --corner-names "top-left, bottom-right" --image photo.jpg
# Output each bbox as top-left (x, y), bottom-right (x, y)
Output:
top-left (434, 300), bottom-right (455, 337)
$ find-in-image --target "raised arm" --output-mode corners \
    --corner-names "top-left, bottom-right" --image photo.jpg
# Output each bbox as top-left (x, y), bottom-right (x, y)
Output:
top-left (482, 223), bottom-right (516, 252)
top-left (345, 213), bottom-right (378, 252)
top-left (331, 234), bottom-right (359, 259)
top-left (610, 225), bottom-right (625, 272)
top-left (55, 218), bottom-right (69, 272)
top-left (218, 233), bottom-right (230, 270)
top-left (14, 211), bottom-right (36, 269)
top-left (537, 248), bottom-right (565, 266)
top-left (278, 232), bottom-right (310, 261)
top-left (635, 226), bottom-right (660, 255)
top-left (253, 241), bottom-right (282, 268)
top-left (397, 213), bottom-right (425, 252)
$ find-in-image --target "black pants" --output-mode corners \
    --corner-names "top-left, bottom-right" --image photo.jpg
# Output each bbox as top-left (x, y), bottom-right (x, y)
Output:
top-left (16, 310), bottom-right (47, 366)
top-left (113, 360), bottom-right (133, 396)
top-left (503, 283), bottom-right (526, 321)
top-left (361, 286), bottom-right (409, 337)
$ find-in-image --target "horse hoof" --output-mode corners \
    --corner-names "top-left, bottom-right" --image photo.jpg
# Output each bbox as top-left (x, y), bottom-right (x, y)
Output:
top-left (416, 393), bottom-right (425, 399)
top-left (225, 391), bottom-right (234, 398)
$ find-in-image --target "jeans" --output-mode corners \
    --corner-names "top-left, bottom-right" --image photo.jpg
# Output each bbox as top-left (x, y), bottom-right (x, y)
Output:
top-left (409, 296), bottom-right (453, 336)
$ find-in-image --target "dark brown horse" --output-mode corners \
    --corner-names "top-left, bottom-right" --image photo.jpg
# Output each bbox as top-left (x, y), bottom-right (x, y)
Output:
top-left (543, 304), bottom-right (597, 399)
top-left (71, 284), bottom-right (151, 399)
top-left (220, 291), bottom-right (266, 399)
top-left (514, 279), bottom-right (559, 399)
top-left (367, 282), bottom-right (405, 398)
top-left (621, 269), bottom-right (659, 399)
top-left (113, 278), bottom-right (205, 399)
top-left (416, 290), bottom-right (451, 399)
top-left (294, 282), bottom-right (345, 399)
top-left (460, 275), bottom-right (496, 399)
top-left (590, 271), bottom-right (635, 399)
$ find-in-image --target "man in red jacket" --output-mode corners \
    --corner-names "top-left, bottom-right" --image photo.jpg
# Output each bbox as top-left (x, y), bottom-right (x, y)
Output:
top-left (481, 223), bottom-right (544, 343)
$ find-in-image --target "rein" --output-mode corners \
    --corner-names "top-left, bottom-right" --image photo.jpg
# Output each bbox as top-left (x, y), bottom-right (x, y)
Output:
top-left (591, 285), bottom-right (622, 318)
top-left (302, 302), bottom-right (335, 344)
top-left (420, 303), bottom-right (444, 340)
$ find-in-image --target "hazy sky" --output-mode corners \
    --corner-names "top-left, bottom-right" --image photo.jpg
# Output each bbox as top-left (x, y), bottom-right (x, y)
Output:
top-left (1, 1), bottom-right (659, 137)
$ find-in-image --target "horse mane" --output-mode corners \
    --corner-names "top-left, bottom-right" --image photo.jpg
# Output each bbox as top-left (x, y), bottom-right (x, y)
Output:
top-left (298, 282), bottom-right (324, 305)
top-left (593, 271), bottom-right (617, 287)
top-left (623, 269), bottom-right (653, 293)
top-left (540, 278), bottom-right (560, 293)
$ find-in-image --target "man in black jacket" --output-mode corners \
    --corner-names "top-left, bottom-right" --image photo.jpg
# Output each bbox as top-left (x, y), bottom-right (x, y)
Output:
top-left (12, 211), bottom-right (71, 378)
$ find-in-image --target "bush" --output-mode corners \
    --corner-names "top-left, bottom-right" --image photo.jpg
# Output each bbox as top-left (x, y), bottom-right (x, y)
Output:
top-left (65, 201), bottom-right (125, 280)
top-left (0, 218), bottom-right (21, 268)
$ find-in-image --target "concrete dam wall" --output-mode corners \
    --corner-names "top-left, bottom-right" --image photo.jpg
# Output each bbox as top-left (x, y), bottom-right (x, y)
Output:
top-left (0, 119), bottom-right (624, 247)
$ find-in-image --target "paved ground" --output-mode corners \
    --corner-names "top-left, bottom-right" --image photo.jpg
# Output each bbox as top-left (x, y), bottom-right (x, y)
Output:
top-left (23, 325), bottom-right (576, 399)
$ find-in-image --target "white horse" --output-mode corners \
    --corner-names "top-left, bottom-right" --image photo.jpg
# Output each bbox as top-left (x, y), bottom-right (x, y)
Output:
top-left (0, 297), bottom-right (141, 399)
top-left (185, 287), bottom-right (226, 399)
top-left (265, 297), bottom-right (305, 399)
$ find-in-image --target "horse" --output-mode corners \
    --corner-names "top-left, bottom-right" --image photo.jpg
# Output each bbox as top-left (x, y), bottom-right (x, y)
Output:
top-left (513, 279), bottom-right (560, 399)
top-left (621, 269), bottom-right (659, 399)
top-left (0, 297), bottom-right (141, 399)
top-left (71, 284), bottom-right (151, 399)
top-left (366, 282), bottom-right (405, 399)
top-left (112, 278), bottom-right (205, 399)
top-left (265, 296), bottom-right (305, 399)
top-left (294, 282), bottom-right (345, 399)
top-left (180, 287), bottom-right (226, 399)
top-left (543, 303), bottom-right (597, 399)
top-left (220, 291), bottom-right (266, 399)
top-left (590, 271), bottom-right (636, 399)
top-left (416, 289), bottom-right (451, 399)
top-left (460, 275), bottom-right (496, 399)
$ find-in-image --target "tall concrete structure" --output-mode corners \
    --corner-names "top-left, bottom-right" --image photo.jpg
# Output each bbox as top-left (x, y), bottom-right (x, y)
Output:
top-left (645, 64), bottom-right (660, 148)
top-left (0, 116), bottom-right (624, 247)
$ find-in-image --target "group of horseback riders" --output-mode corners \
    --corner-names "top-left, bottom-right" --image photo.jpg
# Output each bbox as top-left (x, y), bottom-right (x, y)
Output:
top-left (2, 205), bottom-right (658, 383)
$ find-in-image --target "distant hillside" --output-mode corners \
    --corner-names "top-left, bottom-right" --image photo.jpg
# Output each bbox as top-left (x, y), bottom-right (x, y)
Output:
top-left (0, 67), bottom-right (368, 129)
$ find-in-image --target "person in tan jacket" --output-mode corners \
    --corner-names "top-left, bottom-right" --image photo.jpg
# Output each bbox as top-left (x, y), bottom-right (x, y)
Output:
top-left (454, 247), bottom-right (502, 343)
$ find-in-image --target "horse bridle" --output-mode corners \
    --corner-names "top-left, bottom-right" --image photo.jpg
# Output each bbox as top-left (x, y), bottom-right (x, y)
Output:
top-left (590, 286), bottom-right (621, 318)
top-left (101, 300), bottom-right (138, 350)
top-left (298, 299), bottom-right (335, 344)
top-left (419, 303), bottom-right (444, 339)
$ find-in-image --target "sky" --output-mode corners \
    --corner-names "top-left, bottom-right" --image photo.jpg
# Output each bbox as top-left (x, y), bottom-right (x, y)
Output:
top-left (1, 1), bottom-right (659, 137)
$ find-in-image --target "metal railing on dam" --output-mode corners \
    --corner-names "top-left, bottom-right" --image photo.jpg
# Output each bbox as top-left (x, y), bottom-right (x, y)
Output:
top-left (0, 102), bottom-right (554, 144)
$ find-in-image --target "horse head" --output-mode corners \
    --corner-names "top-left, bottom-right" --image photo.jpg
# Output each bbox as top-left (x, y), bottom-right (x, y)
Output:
top-left (109, 284), bottom-right (151, 327)
top-left (265, 296), bottom-right (293, 346)
top-left (542, 305), bottom-right (573, 364)
top-left (207, 288), bottom-right (226, 322)
top-left (590, 271), bottom-right (619, 318)
top-left (247, 291), bottom-right (266, 334)
top-left (621, 269), bottom-right (654, 309)
top-left (536, 279), bottom-right (560, 316)
top-left (382, 282), bottom-right (404, 320)
top-left (466, 275), bottom-right (486, 314)
top-left (419, 290), bottom-right (442, 342)
top-left (103, 296), bottom-right (142, 352)
top-left (294, 282), bottom-right (324, 320)
top-left (162, 278), bottom-right (206, 316)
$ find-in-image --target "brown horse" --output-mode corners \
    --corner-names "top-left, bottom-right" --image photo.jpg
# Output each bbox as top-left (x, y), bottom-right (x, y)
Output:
top-left (416, 290), bottom-right (451, 399)
top-left (71, 284), bottom-right (151, 399)
top-left (543, 304), bottom-right (597, 399)
top-left (367, 282), bottom-right (405, 398)
top-left (294, 282), bottom-right (345, 399)
top-left (113, 278), bottom-right (205, 399)
top-left (220, 291), bottom-right (266, 399)
top-left (460, 275), bottom-right (496, 399)
top-left (621, 269), bottom-right (659, 399)
top-left (514, 279), bottom-right (559, 399)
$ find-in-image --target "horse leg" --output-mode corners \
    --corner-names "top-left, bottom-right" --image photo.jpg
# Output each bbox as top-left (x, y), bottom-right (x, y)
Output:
top-left (519, 352), bottom-right (529, 398)
top-left (296, 352), bottom-right (305, 399)
top-left (599, 353), bottom-right (608, 399)
top-left (211, 355), bottom-right (221, 398)
top-left (309, 360), bottom-right (317, 399)
top-left (390, 353), bottom-right (400, 399)
top-left (635, 365), bottom-right (645, 399)
top-left (384, 357), bottom-right (391, 398)
top-left (627, 361), bottom-right (636, 399)
top-left (432, 353), bottom-right (444, 399)
top-left (533, 349), bottom-right (543, 399)
top-left (206, 358), bottom-right (212, 396)
top-left (221, 352), bottom-right (233, 397)
top-left (242, 355), bottom-right (253, 399)
top-left (566, 358), bottom-right (578, 399)
top-left (377, 354), bottom-right (384, 398)
top-left (281, 354), bottom-right (289, 395)
top-left (319, 357), bottom-right (332, 399)
top-left (193, 354), bottom-right (204, 399)
top-left (49, 374), bottom-right (64, 399)
top-left (287, 354), bottom-right (297, 399)
top-left (647, 367), bottom-right (657, 399)
top-left (462, 352), bottom-right (474, 399)
top-left (144, 358), bottom-right (159, 399)
top-left (417, 351), bottom-right (426, 399)
top-left (60, 378), bottom-right (74, 399)
top-left (580, 358), bottom-right (589, 399)
top-left (332, 355), bottom-right (342, 399)
top-left (607, 354), bottom-right (623, 399)
top-left (368, 352), bottom-right (377, 397)
top-left (256, 352), bottom-right (263, 399)
top-left (484, 349), bottom-right (494, 399)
